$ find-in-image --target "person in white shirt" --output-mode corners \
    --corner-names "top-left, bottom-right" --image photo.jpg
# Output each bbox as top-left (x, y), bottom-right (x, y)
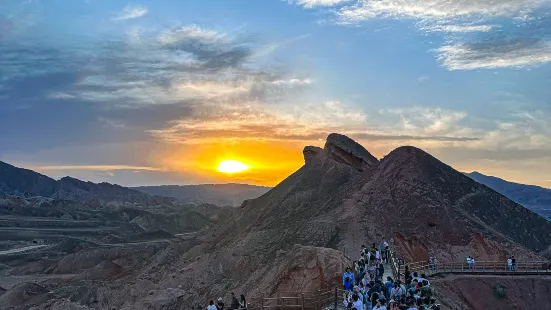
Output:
top-left (207, 300), bottom-right (217, 310)
top-left (507, 257), bottom-right (513, 271)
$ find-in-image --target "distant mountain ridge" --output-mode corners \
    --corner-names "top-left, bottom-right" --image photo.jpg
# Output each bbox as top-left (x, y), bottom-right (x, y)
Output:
top-left (0, 161), bottom-right (171, 204)
top-left (466, 171), bottom-right (551, 220)
top-left (133, 183), bottom-right (272, 206)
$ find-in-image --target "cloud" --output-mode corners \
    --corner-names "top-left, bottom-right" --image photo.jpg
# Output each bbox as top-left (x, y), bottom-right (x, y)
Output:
top-left (113, 5), bottom-right (148, 21)
top-left (416, 75), bottom-right (429, 82)
top-left (290, 0), bottom-right (351, 8)
top-left (336, 0), bottom-right (547, 23)
top-left (34, 165), bottom-right (161, 171)
top-left (290, 0), bottom-right (551, 70)
top-left (420, 23), bottom-right (494, 33)
top-left (48, 92), bottom-right (75, 99)
top-left (437, 38), bottom-right (551, 70)
top-left (353, 133), bottom-right (479, 142)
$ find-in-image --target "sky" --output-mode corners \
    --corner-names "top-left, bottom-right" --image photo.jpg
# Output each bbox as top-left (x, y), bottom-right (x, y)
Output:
top-left (1, 0), bottom-right (550, 188)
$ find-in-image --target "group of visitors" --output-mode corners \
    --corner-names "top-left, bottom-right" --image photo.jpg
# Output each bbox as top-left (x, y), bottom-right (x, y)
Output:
top-left (205, 293), bottom-right (247, 310)
top-left (342, 240), bottom-right (440, 310)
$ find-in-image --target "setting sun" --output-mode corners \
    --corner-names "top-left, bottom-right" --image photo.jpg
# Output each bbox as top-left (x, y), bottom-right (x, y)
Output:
top-left (217, 160), bottom-right (252, 174)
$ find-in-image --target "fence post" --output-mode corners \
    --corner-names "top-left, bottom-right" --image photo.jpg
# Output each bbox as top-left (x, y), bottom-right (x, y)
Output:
top-left (301, 293), bottom-right (305, 310)
top-left (334, 287), bottom-right (338, 310)
top-left (317, 290), bottom-right (320, 310)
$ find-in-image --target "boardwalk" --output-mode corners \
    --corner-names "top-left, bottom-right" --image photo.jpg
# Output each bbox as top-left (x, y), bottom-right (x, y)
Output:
top-left (256, 251), bottom-right (551, 310)
top-left (404, 260), bottom-right (551, 278)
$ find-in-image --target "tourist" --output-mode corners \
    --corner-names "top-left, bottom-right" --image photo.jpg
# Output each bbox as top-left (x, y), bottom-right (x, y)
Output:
top-left (216, 297), bottom-right (225, 310)
top-left (420, 280), bottom-right (432, 304)
top-left (377, 262), bottom-right (385, 282)
top-left (406, 299), bottom-right (417, 310)
top-left (207, 300), bottom-right (217, 310)
top-left (466, 256), bottom-right (473, 270)
top-left (432, 257), bottom-right (438, 273)
top-left (404, 266), bottom-right (411, 282)
top-left (239, 294), bottom-right (247, 309)
top-left (385, 277), bottom-right (394, 291)
top-left (345, 277), bottom-right (354, 291)
top-left (391, 282), bottom-right (403, 300)
top-left (512, 256), bottom-right (516, 271)
top-left (373, 298), bottom-right (387, 310)
top-left (417, 274), bottom-right (429, 286)
top-left (344, 267), bottom-right (356, 286)
top-left (352, 294), bottom-right (364, 310)
top-left (507, 257), bottom-right (513, 271)
top-left (230, 293), bottom-right (239, 310)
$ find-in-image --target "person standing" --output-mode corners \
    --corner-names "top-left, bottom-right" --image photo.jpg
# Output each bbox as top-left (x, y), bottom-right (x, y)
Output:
top-left (216, 298), bottom-right (225, 310)
top-left (344, 267), bottom-right (356, 286)
top-left (507, 257), bottom-right (513, 271)
top-left (239, 294), bottom-right (247, 309)
top-left (230, 293), bottom-right (239, 310)
top-left (207, 300), bottom-right (217, 310)
top-left (512, 256), bottom-right (516, 271)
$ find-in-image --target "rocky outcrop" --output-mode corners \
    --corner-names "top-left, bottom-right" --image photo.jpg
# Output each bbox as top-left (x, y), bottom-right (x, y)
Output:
top-left (303, 146), bottom-right (322, 164)
top-left (0, 282), bottom-right (50, 308)
top-left (432, 274), bottom-right (551, 310)
top-left (324, 133), bottom-right (378, 171)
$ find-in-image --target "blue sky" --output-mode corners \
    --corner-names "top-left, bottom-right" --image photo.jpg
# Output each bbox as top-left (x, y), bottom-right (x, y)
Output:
top-left (1, 0), bottom-right (550, 187)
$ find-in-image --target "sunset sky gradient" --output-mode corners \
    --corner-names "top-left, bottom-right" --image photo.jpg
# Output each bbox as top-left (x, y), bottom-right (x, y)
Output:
top-left (1, 0), bottom-right (550, 187)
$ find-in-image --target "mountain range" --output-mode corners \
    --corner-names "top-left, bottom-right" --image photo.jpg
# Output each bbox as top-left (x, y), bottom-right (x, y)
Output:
top-left (0, 161), bottom-right (269, 206)
top-left (466, 171), bottom-right (551, 220)
top-left (1, 134), bottom-right (551, 309)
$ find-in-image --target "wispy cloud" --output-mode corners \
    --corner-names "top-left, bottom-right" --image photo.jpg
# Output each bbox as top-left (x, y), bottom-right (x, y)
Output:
top-left (289, 0), bottom-right (351, 8)
top-left (420, 23), bottom-right (494, 33)
top-left (34, 165), bottom-right (161, 171)
top-left (289, 0), bottom-right (551, 70)
top-left (336, 0), bottom-right (546, 23)
top-left (437, 39), bottom-right (551, 70)
top-left (113, 5), bottom-right (147, 21)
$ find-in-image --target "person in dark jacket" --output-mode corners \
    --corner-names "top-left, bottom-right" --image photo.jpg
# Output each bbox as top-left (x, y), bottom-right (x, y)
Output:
top-left (216, 297), bottom-right (225, 310)
top-left (230, 293), bottom-right (239, 310)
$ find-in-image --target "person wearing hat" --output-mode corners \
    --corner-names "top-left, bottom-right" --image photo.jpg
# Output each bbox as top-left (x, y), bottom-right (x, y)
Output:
top-left (216, 297), bottom-right (225, 310)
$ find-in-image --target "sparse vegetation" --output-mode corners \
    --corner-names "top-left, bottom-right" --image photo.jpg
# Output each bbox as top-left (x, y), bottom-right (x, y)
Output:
top-left (493, 284), bottom-right (507, 299)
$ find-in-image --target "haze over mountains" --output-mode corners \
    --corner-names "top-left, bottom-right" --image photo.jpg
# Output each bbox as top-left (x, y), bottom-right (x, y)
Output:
top-left (466, 171), bottom-right (551, 220)
top-left (1, 134), bottom-right (550, 309)
top-left (134, 184), bottom-right (271, 207)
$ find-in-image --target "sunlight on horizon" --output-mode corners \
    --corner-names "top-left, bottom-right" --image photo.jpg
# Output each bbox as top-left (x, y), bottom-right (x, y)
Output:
top-left (217, 160), bottom-right (252, 174)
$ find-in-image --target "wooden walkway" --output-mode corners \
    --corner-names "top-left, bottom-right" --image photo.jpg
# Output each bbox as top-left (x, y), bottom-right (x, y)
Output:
top-left (254, 251), bottom-right (551, 310)
top-left (404, 260), bottom-right (551, 278)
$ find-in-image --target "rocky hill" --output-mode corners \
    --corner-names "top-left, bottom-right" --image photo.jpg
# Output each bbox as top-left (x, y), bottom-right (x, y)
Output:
top-left (2, 133), bottom-right (550, 310)
top-left (133, 183), bottom-right (271, 207)
top-left (0, 161), bottom-right (172, 204)
top-left (466, 171), bottom-right (551, 220)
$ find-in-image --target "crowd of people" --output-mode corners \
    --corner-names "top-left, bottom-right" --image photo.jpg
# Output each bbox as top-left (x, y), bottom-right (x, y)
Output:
top-left (342, 239), bottom-right (440, 310)
top-left (203, 293), bottom-right (247, 310)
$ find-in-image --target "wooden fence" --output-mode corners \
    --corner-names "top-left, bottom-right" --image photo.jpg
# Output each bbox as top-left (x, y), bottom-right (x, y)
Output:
top-left (407, 260), bottom-right (551, 276)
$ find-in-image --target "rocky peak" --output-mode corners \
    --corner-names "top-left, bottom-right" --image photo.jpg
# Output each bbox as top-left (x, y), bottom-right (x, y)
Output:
top-left (303, 146), bottom-right (322, 164)
top-left (324, 133), bottom-right (378, 171)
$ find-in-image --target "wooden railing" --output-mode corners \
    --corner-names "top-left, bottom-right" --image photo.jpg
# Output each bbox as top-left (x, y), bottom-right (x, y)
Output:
top-left (258, 288), bottom-right (346, 309)
top-left (407, 260), bottom-right (551, 276)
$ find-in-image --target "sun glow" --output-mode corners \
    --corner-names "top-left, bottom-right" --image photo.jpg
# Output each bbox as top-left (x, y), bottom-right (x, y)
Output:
top-left (217, 160), bottom-right (252, 174)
